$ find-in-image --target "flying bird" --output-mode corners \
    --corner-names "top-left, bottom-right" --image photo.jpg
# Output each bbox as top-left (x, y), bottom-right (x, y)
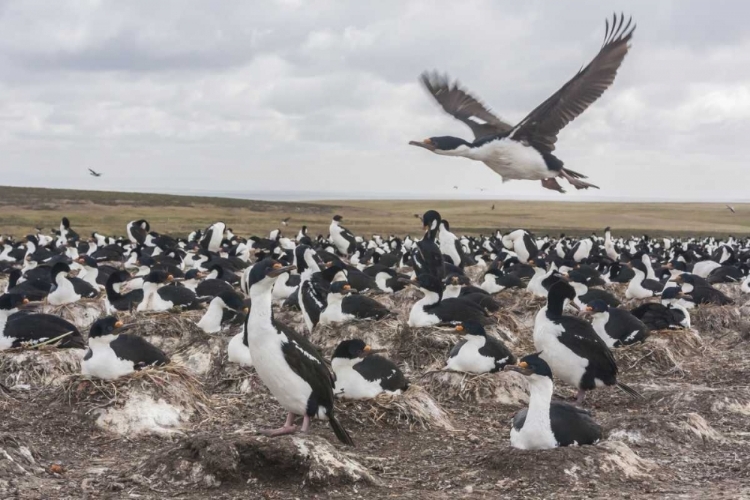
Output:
top-left (453, 186), bottom-right (458, 190)
top-left (413, 214), bottom-right (422, 220)
top-left (491, 204), bottom-right (495, 211)
top-left (88, 169), bottom-right (102, 177)
top-left (281, 217), bottom-right (291, 226)
top-left (726, 205), bottom-right (736, 214)
top-left (409, 14), bottom-right (635, 193)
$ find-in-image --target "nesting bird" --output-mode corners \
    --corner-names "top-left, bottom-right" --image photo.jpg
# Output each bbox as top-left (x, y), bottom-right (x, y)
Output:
top-left (331, 339), bottom-right (409, 399)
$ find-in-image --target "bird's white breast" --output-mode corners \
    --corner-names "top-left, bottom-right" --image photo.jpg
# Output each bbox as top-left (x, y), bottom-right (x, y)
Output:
top-left (467, 138), bottom-right (551, 181)
top-left (533, 309), bottom-right (588, 389)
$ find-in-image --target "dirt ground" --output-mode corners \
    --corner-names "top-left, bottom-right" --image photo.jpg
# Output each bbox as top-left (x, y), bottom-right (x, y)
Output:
top-left (1, 279), bottom-right (750, 499)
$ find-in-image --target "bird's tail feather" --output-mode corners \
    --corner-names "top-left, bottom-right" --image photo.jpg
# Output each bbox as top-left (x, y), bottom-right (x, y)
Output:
top-left (617, 382), bottom-right (644, 400)
top-left (562, 167), bottom-right (587, 179)
top-left (329, 414), bottom-right (354, 446)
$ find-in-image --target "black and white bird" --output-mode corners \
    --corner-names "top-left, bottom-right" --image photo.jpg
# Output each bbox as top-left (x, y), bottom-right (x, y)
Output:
top-left (196, 291), bottom-right (248, 334)
top-left (104, 271), bottom-right (144, 313)
top-left (81, 317), bottom-right (169, 380)
top-left (329, 215), bottom-right (357, 256)
top-left (0, 294), bottom-right (85, 350)
top-left (126, 219), bottom-right (150, 245)
top-left (675, 274), bottom-right (733, 306)
top-left (625, 260), bottom-right (664, 299)
top-left (480, 268), bottom-right (526, 294)
top-left (444, 322), bottom-right (515, 374)
top-left (137, 270), bottom-right (202, 312)
top-left (47, 262), bottom-right (98, 305)
top-left (586, 300), bottom-right (649, 348)
top-left (406, 274), bottom-right (490, 327)
top-left (331, 339), bottom-right (409, 399)
top-left (244, 259), bottom-right (353, 445)
top-left (502, 230), bottom-right (538, 263)
top-left (505, 354), bottom-right (602, 450)
top-left (534, 281), bottom-right (641, 404)
top-left (412, 210), bottom-right (446, 280)
top-left (630, 287), bottom-right (691, 330)
top-left (319, 281), bottom-right (390, 325)
top-left (410, 15), bottom-right (635, 192)
top-left (295, 245), bottom-right (328, 334)
top-left (199, 222), bottom-right (226, 252)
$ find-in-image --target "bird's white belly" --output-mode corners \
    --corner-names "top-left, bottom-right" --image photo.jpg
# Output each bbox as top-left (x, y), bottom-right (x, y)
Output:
top-left (625, 281), bottom-right (653, 299)
top-left (445, 343), bottom-right (498, 374)
top-left (591, 314), bottom-right (617, 348)
top-left (81, 346), bottom-right (136, 380)
top-left (470, 139), bottom-right (551, 181)
top-left (333, 367), bottom-right (384, 400)
top-left (227, 332), bottom-right (253, 367)
top-left (481, 276), bottom-right (503, 294)
top-left (408, 303), bottom-right (440, 327)
top-left (248, 334), bottom-right (315, 417)
top-left (534, 315), bottom-right (588, 389)
top-left (510, 417), bottom-right (558, 450)
top-left (48, 282), bottom-right (80, 306)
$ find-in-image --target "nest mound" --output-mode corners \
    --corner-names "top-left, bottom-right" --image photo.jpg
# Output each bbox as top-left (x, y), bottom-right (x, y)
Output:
top-left (0, 348), bottom-right (85, 389)
top-left (337, 385), bottom-right (454, 431)
top-left (692, 304), bottom-right (748, 341)
top-left (54, 365), bottom-right (209, 436)
top-left (486, 440), bottom-right (656, 489)
top-left (118, 311), bottom-right (229, 379)
top-left (310, 318), bottom-right (402, 356)
top-left (41, 300), bottom-right (106, 330)
top-left (420, 369), bottom-right (529, 405)
top-left (138, 433), bottom-right (378, 490)
top-left (614, 329), bottom-right (705, 375)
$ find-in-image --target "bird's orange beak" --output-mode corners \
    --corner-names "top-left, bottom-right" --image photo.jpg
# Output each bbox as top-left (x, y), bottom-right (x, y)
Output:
top-left (114, 320), bottom-right (123, 328)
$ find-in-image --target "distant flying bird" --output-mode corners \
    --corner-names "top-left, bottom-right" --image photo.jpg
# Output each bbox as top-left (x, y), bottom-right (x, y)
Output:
top-left (413, 214), bottom-right (422, 220)
top-left (88, 169), bottom-right (102, 177)
top-left (726, 205), bottom-right (736, 214)
top-left (479, 188), bottom-right (487, 192)
top-left (453, 186), bottom-right (458, 190)
top-left (281, 217), bottom-right (291, 226)
top-left (491, 204), bottom-right (495, 211)
top-left (410, 14), bottom-right (635, 193)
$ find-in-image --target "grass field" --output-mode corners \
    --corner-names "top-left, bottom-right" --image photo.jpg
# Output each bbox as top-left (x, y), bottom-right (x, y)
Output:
top-left (1, 185), bottom-right (748, 238)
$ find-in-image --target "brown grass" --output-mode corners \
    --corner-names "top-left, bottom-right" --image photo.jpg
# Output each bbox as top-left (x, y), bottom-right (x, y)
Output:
top-left (1, 185), bottom-right (749, 238)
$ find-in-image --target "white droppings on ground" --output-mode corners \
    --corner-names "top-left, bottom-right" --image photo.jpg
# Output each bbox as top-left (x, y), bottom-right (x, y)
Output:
top-left (608, 429), bottom-right (644, 444)
top-left (599, 441), bottom-right (656, 478)
top-left (712, 398), bottom-right (750, 416)
top-left (95, 392), bottom-right (192, 436)
top-left (293, 436), bottom-right (378, 486)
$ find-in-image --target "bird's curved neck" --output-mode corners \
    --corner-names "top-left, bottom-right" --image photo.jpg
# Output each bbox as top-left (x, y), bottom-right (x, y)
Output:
top-left (545, 293), bottom-right (566, 320)
top-left (527, 376), bottom-right (554, 426)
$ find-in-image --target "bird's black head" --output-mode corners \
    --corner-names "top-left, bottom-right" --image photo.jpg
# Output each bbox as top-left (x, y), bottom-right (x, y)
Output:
top-left (184, 269), bottom-right (202, 280)
top-left (585, 299), bottom-right (609, 314)
top-left (409, 136), bottom-right (471, 153)
top-left (455, 321), bottom-right (486, 337)
top-left (0, 293), bottom-right (28, 311)
top-left (218, 291), bottom-right (247, 313)
top-left (628, 260), bottom-right (648, 274)
top-left (77, 255), bottom-right (97, 268)
top-left (329, 281), bottom-right (355, 295)
top-left (248, 258), bottom-right (296, 289)
top-left (422, 210), bottom-right (442, 232)
top-left (441, 219), bottom-right (451, 231)
top-left (676, 273), bottom-right (696, 285)
top-left (332, 339), bottom-right (377, 360)
top-left (504, 353), bottom-right (553, 379)
top-left (62, 217), bottom-right (71, 229)
top-left (415, 273), bottom-right (443, 294)
top-left (548, 280), bottom-right (576, 302)
top-left (89, 316), bottom-right (123, 339)
top-left (51, 262), bottom-right (71, 279)
top-left (332, 215), bottom-right (343, 222)
top-left (144, 270), bottom-right (172, 284)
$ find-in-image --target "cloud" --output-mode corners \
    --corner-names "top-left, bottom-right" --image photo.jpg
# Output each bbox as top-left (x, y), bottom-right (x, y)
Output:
top-left (0, 0), bottom-right (747, 201)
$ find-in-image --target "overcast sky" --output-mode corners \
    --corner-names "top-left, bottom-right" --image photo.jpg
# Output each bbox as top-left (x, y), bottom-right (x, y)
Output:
top-left (0, 0), bottom-right (747, 201)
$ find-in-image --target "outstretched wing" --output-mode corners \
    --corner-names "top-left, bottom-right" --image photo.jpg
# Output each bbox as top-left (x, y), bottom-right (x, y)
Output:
top-left (420, 71), bottom-right (513, 139)
top-left (511, 14), bottom-right (635, 154)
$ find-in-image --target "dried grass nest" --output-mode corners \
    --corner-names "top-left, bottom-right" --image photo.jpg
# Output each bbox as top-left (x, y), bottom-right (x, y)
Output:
top-left (615, 328), bottom-right (705, 375)
top-left (337, 384), bottom-right (454, 431)
top-left (53, 365), bottom-right (210, 436)
top-left (0, 346), bottom-right (85, 388)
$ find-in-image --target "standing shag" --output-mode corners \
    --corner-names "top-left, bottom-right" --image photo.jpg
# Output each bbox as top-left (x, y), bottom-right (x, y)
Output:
top-left (534, 281), bottom-right (641, 404)
top-left (245, 259), bottom-right (353, 445)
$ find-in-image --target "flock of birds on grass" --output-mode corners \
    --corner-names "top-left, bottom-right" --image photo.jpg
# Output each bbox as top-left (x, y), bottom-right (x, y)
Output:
top-left (1, 212), bottom-right (748, 449)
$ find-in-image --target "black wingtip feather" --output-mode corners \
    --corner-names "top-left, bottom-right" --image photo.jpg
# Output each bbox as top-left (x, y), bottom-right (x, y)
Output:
top-left (329, 414), bottom-right (355, 446)
top-left (617, 382), bottom-right (645, 400)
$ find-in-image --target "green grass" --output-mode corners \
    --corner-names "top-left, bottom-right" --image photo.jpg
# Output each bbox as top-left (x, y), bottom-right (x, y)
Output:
top-left (1, 185), bottom-right (748, 238)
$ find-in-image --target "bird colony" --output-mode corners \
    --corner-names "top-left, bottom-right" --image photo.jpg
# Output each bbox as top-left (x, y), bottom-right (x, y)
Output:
top-left (1, 212), bottom-right (749, 497)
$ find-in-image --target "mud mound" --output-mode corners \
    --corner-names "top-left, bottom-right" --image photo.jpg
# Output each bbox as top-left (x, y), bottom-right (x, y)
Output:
top-left (54, 366), bottom-right (209, 436)
top-left (338, 385), bottom-right (454, 431)
top-left (692, 304), bottom-right (746, 340)
top-left (139, 434), bottom-right (377, 489)
top-left (421, 369), bottom-right (529, 405)
top-left (0, 348), bottom-right (85, 389)
top-left (486, 441), bottom-right (657, 495)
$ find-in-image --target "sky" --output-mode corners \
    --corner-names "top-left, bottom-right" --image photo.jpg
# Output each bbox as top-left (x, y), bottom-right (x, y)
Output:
top-left (0, 0), bottom-right (748, 202)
